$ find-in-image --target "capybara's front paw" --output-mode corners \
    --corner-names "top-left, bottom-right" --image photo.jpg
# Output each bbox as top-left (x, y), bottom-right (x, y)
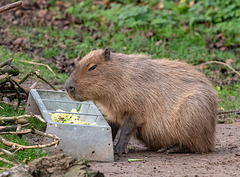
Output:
top-left (114, 141), bottom-right (129, 156)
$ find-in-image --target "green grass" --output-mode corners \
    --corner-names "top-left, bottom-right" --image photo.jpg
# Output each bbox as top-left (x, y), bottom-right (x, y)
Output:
top-left (0, 46), bottom-right (68, 85)
top-left (217, 84), bottom-right (240, 111)
top-left (0, 103), bottom-right (48, 170)
top-left (0, 134), bottom-right (48, 169)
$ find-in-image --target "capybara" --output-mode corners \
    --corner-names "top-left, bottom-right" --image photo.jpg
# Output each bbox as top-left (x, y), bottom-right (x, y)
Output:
top-left (65, 48), bottom-right (218, 155)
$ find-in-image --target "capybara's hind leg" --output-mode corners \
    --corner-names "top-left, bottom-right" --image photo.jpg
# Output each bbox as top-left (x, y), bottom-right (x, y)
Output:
top-left (157, 145), bottom-right (192, 153)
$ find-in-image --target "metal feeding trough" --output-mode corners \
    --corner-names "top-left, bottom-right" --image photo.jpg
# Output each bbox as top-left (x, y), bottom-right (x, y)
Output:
top-left (25, 89), bottom-right (114, 162)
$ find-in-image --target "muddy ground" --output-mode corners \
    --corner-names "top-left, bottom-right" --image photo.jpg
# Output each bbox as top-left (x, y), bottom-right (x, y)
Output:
top-left (89, 121), bottom-right (240, 177)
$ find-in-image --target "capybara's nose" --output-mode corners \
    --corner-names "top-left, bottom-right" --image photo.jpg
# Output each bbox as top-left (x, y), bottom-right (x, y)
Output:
top-left (68, 85), bottom-right (75, 92)
top-left (65, 78), bottom-right (75, 93)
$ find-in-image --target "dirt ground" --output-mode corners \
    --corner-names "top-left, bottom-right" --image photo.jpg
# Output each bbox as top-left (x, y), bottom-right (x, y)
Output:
top-left (89, 121), bottom-right (240, 177)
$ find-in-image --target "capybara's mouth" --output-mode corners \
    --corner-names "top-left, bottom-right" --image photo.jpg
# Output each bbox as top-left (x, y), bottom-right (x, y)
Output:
top-left (75, 96), bottom-right (86, 102)
top-left (66, 91), bottom-right (85, 102)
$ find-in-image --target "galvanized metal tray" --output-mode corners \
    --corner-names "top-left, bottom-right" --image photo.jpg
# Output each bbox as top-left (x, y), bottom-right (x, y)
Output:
top-left (25, 89), bottom-right (114, 161)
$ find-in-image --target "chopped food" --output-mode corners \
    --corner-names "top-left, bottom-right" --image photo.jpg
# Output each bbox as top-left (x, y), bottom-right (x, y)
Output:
top-left (128, 159), bottom-right (144, 162)
top-left (49, 109), bottom-right (97, 125)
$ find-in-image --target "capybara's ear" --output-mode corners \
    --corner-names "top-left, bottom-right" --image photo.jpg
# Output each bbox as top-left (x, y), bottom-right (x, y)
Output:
top-left (91, 48), bottom-right (96, 51)
top-left (102, 48), bottom-right (110, 61)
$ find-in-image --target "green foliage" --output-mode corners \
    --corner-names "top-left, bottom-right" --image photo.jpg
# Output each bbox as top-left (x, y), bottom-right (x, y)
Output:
top-left (0, 103), bottom-right (48, 169)
top-left (217, 84), bottom-right (240, 111)
top-left (0, 104), bottom-right (24, 117)
top-left (0, 46), bottom-right (68, 84)
top-left (0, 134), bottom-right (48, 168)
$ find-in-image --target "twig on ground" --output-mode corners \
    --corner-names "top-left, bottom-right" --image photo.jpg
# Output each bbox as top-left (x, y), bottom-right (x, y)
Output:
top-left (0, 114), bottom-right (46, 123)
top-left (0, 133), bottom-right (60, 149)
top-left (19, 60), bottom-right (56, 76)
top-left (0, 1), bottom-right (22, 13)
top-left (198, 61), bottom-right (240, 77)
top-left (0, 73), bottom-right (9, 83)
top-left (18, 70), bottom-right (57, 90)
top-left (0, 59), bottom-right (13, 68)
top-left (0, 101), bottom-right (19, 107)
top-left (0, 129), bottom-right (32, 135)
top-left (218, 110), bottom-right (240, 115)
top-left (8, 79), bottom-right (21, 110)
top-left (0, 167), bottom-right (8, 170)
top-left (34, 71), bottom-right (57, 90)
top-left (32, 114), bottom-right (46, 123)
top-left (0, 125), bottom-right (17, 132)
top-left (0, 148), bottom-right (20, 165)
top-left (30, 113), bottom-right (46, 123)
top-left (32, 127), bottom-right (60, 140)
top-left (0, 157), bottom-right (16, 166)
top-left (0, 123), bottom-right (29, 132)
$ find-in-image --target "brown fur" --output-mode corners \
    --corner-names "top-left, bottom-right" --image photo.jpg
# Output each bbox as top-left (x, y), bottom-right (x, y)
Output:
top-left (65, 49), bottom-right (218, 153)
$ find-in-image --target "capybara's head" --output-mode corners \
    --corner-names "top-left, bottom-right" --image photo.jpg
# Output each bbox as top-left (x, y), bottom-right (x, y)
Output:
top-left (65, 48), bottom-right (111, 101)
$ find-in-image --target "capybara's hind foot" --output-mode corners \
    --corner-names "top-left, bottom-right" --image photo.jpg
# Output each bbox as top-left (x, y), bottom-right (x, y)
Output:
top-left (157, 145), bottom-right (192, 154)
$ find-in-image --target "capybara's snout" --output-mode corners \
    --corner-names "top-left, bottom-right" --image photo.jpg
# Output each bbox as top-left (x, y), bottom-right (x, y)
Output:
top-left (65, 77), bottom-right (75, 96)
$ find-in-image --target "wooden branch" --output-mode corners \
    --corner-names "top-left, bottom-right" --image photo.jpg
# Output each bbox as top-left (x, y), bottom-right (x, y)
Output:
top-left (0, 124), bottom-right (29, 133)
top-left (18, 70), bottom-right (57, 90)
top-left (0, 135), bottom-right (59, 149)
top-left (0, 167), bottom-right (8, 170)
top-left (0, 114), bottom-right (46, 123)
top-left (32, 127), bottom-right (60, 140)
top-left (18, 71), bottom-right (36, 84)
top-left (0, 59), bottom-right (13, 68)
top-left (15, 119), bottom-right (28, 124)
top-left (30, 113), bottom-right (46, 123)
top-left (198, 61), bottom-right (240, 77)
top-left (11, 78), bottom-right (28, 96)
top-left (19, 60), bottom-right (56, 76)
top-left (0, 148), bottom-right (20, 165)
top-left (8, 79), bottom-right (21, 110)
top-left (0, 65), bottom-right (19, 76)
top-left (0, 125), bottom-right (17, 132)
top-left (0, 129), bottom-right (32, 135)
top-left (218, 110), bottom-right (240, 115)
top-left (0, 157), bottom-right (15, 166)
top-left (0, 73), bottom-right (9, 84)
top-left (33, 71), bottom-right (57, 90)
top-left (0, 1), bottom-right (22, 13)
top-left (0, 101), bottom-right (19, 107)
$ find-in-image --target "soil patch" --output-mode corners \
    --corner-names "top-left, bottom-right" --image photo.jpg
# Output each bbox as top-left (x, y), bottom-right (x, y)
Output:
top-left (89, 122), bottom-right (240, 177)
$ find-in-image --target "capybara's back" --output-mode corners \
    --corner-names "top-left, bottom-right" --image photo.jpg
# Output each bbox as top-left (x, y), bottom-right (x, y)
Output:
top-left (66, 49), bottom-right (218, 155)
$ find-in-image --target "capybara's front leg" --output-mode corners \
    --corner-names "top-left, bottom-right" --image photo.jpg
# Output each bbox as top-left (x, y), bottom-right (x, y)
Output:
top-left (107, 120), bottom-right (119, 141)
top-left (114, 116), bottom-right (137, 156)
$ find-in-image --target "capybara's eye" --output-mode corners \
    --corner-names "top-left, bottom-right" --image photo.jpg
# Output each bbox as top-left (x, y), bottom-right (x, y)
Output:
top-left (88, 65), bottom-right (97, 71)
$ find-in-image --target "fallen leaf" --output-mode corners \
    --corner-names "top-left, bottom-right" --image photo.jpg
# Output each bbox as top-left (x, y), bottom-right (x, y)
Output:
top-left (155, 40), bottom-right (163, 46)
top-left (199, 64), bottom-right (208, 71)
top-left (158, 0), bottom-right (164, 9)
top-left (226, 59), bottom-right (235, 65)
top-left (189, 1), bottom-right (195, 8)
top-left (146, 31), bottom-right (154, 37)
top-left (37, 9), bottom-right (47, 18)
